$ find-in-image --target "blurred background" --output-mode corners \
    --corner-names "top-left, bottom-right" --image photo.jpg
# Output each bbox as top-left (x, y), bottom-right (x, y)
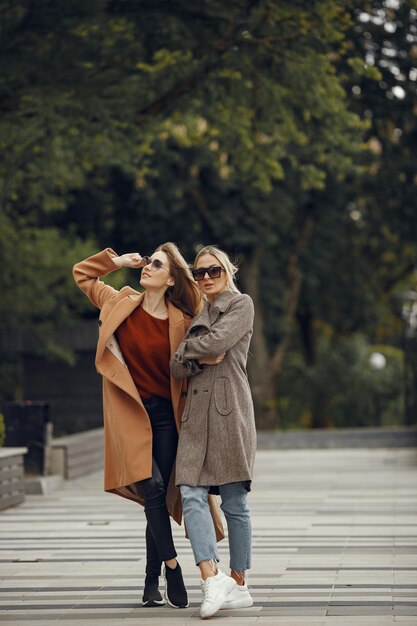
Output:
top-left (0, 0), bottom-right (416, 440)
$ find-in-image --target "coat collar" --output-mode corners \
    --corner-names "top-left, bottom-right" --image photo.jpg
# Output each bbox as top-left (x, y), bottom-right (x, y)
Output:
top-left (209, 289), bottom-right (237, 312)
top-left (190, 290), bottom-right (237, 330)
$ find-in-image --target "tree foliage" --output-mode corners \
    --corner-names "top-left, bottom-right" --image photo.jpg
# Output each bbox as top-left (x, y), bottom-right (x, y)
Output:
top-left (1, 0), bottom-right (416, 426)
top-left (1, 0), bottom-right (363, 218)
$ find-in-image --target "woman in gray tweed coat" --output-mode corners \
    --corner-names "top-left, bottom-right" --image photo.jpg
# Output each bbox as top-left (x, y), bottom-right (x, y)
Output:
top-left (170, 245), bottom-right (256, 619)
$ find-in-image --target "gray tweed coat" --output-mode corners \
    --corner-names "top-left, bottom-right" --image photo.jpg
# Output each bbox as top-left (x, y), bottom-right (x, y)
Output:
top-left (170, 289), bottom-right (256, 490)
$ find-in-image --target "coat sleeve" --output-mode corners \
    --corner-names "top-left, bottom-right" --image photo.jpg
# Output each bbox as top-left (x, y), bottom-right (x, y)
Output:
top-left (170, 348), bottom-right (205, 378)
top-left (73, 248), bottom-right (121, 310)
top-left (170, 294), bottom-right (254, 378)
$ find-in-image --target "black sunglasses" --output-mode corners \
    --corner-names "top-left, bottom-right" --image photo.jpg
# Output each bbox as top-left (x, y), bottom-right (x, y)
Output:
top-left (192, 266), bottom-right (224, 281)
top-left (142, 256), bottom-right (169, 273)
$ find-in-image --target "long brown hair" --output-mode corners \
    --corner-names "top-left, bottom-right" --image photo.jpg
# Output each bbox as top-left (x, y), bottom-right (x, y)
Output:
top-left (156, 242), bottom-right (202, 317)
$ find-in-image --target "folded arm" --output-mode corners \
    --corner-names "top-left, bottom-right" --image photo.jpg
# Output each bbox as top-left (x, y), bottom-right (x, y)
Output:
top-left (170, 294), bottom-right (254, 378)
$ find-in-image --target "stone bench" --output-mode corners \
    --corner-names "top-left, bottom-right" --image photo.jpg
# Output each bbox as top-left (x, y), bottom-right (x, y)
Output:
top-left (0, 447), bottom-right (27, 511)
top-left (51, 428), bottom-right (104, 480)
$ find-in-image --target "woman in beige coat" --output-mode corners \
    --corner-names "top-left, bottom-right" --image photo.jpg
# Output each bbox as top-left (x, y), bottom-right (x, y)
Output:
top-left (171, 246), bottom-right (256, 619)
top-left (73, 244), bottom-right (203, 609)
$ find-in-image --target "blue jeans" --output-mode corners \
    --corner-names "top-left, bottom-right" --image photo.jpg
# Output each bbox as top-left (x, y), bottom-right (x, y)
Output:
top-left (180, 482), bottom-right (252, 572)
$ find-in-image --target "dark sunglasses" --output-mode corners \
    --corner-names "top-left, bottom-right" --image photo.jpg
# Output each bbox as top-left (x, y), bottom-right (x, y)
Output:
top-left (192, 266), bottom-right (224, 281)
top-left (142, 256), bottom-right (169, 273)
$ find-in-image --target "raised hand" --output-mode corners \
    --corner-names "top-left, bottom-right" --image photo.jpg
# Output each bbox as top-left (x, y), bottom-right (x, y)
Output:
top-left (113, 253), bottom-right (148, 269)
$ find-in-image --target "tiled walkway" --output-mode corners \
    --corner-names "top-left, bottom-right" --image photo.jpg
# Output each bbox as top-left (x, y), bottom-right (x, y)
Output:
top-left (1, 448), bottom-right (416, 625)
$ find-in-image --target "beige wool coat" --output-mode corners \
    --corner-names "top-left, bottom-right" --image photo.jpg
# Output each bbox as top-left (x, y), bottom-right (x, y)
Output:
top-left (171, 290), bottom-right (256, 489)
top-left (73, 249), bottom-right (190, 525)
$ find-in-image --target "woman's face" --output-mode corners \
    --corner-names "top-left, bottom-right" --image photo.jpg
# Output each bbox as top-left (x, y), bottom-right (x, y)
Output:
top-left (139, 251), bottom-right (173, 291)
top-left (194, 253), bottom-right (227, 300)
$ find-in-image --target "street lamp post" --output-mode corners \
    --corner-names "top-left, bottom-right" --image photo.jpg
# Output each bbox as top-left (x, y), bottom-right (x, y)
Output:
top-left (394, 290), bottom-right (417, 426)
top-left (369, 352), bottom-right (387, 426)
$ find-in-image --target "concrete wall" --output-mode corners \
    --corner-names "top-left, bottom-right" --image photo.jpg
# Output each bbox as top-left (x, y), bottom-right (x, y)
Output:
top-left (257, 426), bottom-right (417, 448)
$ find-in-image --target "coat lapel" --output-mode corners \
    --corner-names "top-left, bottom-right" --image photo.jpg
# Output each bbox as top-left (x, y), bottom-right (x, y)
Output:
top-left (167, 300), bottom-right (186, 424)
top-left (96, 292), bottom-right (144, 363)
top-left (188, 301), bottom-right (211, 331)
top-left (95, 292), bottom-right (144, 404)
top-left (97, 349), bottom-right (142, 403)
top-left (189, 291), bottom-right (236, 330)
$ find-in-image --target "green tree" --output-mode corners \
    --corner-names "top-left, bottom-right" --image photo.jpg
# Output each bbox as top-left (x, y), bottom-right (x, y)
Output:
top-left (279, 0), bottom-right (417, 427)
top-left (1, 1), bottom-right (395, 427)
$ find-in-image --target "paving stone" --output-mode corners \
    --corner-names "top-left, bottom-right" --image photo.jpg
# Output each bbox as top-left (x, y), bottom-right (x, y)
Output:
top-left (327, 607), bottom-right (394, 615)
top-left (0, 448), bottom-right (416, 623)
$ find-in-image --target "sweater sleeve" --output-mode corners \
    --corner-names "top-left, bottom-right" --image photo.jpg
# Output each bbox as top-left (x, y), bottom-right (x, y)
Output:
top-left (73, 248), bottom-right (121, 310)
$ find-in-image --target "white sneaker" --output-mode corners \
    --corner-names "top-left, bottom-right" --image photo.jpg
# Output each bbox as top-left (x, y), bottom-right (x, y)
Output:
top-left (221, 582), bottom-right (253, 609)
top-left (200, 570), bottom-right (237, 619)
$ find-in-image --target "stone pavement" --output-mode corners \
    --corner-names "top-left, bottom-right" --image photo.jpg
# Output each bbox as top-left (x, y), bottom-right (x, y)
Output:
top-left (1, 448), bottom-right (417, 625)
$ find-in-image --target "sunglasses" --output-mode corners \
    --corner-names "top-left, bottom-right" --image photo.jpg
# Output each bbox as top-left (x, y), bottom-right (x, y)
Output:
top-left (192, 266), bottom-right (224, 281)
top-left (142, 256), bottom-right (169, 273)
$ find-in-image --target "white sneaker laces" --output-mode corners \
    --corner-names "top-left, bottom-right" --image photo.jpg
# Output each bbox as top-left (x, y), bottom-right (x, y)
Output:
top-left (203, 577), bottom-right (212, 595)
top-left (202, 576), bottom-right (219, 603)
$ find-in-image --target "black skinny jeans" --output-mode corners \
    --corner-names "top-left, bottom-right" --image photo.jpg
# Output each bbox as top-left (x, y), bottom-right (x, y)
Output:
top-left (132, 396), bottom-right (178, 577)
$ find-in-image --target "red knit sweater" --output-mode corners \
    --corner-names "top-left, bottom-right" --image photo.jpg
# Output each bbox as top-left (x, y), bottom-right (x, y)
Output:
top-left (115, 305), bottom-right (171, 400)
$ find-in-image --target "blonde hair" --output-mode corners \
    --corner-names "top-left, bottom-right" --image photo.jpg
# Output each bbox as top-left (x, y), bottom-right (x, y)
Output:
top-left (194, 245), bottom-right (240, 294)
top-left (156, 242), bottom-right (203, 317)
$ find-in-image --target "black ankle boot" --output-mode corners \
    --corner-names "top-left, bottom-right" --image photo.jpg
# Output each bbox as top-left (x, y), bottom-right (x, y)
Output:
top-left (164, 562), bottom-right (189, 608)
top-left (142, 574), bottom-right (165, 607)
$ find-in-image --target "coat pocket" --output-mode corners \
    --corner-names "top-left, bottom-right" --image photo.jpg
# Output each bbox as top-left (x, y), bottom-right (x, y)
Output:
top-left (213, 376), bottom-right (233, 415)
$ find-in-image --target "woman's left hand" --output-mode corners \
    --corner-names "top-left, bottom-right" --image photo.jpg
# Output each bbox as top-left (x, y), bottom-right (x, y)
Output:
top-left (198, 354), bottom-right (226, 365)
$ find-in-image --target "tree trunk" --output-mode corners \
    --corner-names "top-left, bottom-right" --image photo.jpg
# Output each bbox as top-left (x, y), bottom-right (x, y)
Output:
top-left (239, 248), bottom-right (277, 430)
top-left (297, 307), bottom-right (328, 428)
top-left (240, 212), bottom-right (315, 429)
